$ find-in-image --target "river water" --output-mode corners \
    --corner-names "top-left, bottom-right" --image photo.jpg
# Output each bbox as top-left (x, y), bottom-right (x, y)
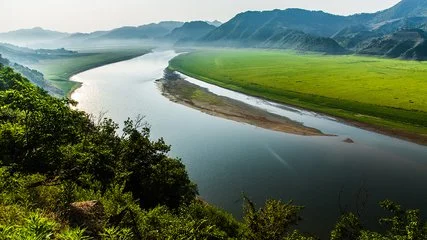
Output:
top-left (71, 50), bottom-right (427, 237)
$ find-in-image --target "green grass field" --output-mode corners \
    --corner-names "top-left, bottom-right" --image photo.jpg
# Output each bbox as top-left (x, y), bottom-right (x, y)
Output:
top-left (169, 49), bottom-right (427, 139)
top-left (30, 48), bottom-right (150, 96)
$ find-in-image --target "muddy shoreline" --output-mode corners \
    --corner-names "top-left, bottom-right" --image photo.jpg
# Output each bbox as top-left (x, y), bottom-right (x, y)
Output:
top-left (157, 71), bottom-right (329, 137)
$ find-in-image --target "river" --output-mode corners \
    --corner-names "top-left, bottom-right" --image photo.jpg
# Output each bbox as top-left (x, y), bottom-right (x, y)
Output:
top-left (71, 50), bottom-right (427, 238)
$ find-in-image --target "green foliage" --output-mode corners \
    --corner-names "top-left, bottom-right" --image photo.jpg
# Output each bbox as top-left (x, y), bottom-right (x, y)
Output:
top-left (242, 197), bottom-right (311, 240)
top-left (376, 200), bottom-right (427, 239)
top-left (0, 65), bottom-right (197, 211)
top-left (0, 65), bottom-right (199, 238)
top-left (332, 200), bottom-right (427, 240)
top-left (330, 213), bottom-right (362, 240)
top-left (182, 200), bottom-right (244, 238)
top-left (0, 212), bottom-right (57, 240)
top-left (135, 205), bottom-right (228, 240)
top-left (57, 227), bottom-right (92, 240)
top-left (119, 118), bottom-right (198, 209)
top-left (0, 211), bottom-right (92, 240)
top-left (100, 227), bottom-right (134, 240)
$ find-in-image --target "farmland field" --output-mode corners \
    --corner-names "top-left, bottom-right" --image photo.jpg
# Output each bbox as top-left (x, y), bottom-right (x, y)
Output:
top-left (169, 49), bottom-right (427, 139)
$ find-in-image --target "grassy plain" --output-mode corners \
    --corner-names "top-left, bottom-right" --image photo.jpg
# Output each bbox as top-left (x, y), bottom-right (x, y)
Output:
top-left (30, 48), bottom-right (150, 96)
top-left (169, 49), bottom-right (427, 141)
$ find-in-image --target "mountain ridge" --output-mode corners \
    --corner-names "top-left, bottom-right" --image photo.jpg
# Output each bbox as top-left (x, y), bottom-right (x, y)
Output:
top-left (1, 0), bottom-right (427, 58)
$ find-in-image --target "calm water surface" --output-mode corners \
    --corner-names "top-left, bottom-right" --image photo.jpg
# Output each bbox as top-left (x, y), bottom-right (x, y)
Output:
top-left (71, 50), bottom-right (427, 238)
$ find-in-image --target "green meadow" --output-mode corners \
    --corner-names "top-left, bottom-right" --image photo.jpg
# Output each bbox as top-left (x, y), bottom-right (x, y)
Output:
top-left (30, 48), bottom-right (150, 96)
top-left (169, 49), bottom-right (427, 138)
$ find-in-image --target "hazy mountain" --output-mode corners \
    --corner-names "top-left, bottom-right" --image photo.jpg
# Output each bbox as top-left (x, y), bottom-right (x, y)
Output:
top-left (63, 31), bottom-right (108, 41)
top-left (370, 0), bottom-right (427, 24)
top-left (206, 20), bottom-right (222, 27)
top-left (202, 9), bottom-right (360, 40)
top-left (0, 27), bottom-right (68, 47)
top-left (198, 9), bottom-right (351, 53)
top-left (166, 21), bottom-right (216, 42)
top-left (257, 29), bottom-right (348, 53)
top-left (0, 27), bottom-right (67, 41)
top-left (2, 0), bottom-right (427, 59)
top-left (0, 43), bottom-right (77, 64)
top-left (195, 0), bottom-right (427, 56)
top-left (334, 17), bottom-right (427, 49)
top-left (96, 21), bottom-right (184, 40)
top-left (359, 29), bottom-right (427, 60)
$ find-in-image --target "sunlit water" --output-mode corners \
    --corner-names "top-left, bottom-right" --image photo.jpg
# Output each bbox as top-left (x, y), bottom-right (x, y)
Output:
top-left (72, 50), bottom-right (427, 238)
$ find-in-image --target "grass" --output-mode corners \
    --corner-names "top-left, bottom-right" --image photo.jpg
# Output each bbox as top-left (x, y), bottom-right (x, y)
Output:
top-left (30, 48), bottom-right (150, 96)
top-left (169, 49), bottom-right (427, 138)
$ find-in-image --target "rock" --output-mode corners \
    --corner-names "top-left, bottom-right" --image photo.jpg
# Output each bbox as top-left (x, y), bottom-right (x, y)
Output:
top-left (343, 138), bottom-right (354, 143)
top-left (69, 200), bottom-right (105, 235)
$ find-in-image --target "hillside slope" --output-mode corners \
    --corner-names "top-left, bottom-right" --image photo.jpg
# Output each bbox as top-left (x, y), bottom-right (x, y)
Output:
top-left (360, 29), bottom-right (427, 60)
top-left (371, 0), bottom-right (427, 24)
top-left (166, 21), bottom-right (216, 42)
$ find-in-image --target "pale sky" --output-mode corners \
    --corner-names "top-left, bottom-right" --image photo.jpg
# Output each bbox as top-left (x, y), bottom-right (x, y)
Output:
top-left (0, 0), bottom-right (401, 33)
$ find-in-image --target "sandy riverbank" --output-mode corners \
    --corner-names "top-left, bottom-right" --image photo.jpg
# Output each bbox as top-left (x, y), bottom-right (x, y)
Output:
top-left (157, 71), bottom-right (328, 136)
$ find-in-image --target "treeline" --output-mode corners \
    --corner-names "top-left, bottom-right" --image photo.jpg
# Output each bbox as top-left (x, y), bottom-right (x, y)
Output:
top-left (0, 64), bottom-right (426, 239)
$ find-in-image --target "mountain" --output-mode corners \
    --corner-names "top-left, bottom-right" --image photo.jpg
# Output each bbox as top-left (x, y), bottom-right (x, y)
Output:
top-left (166, 21), bottom-right (217, 42)
top-left (199, 9), bottom-right (350, 53)
top-left (0, 43), bottom-right (77, 64)
top-left (203, 9), bottom-right (360, 40)
top-left (359, 29), bottom-right (427, 60)
top-left (370, 0), bottom-right (427, 24)
top-left (62, 31), bottom-right (108, 41)
top-left (257, 29), bottom-right (348, 53)
top-left (206, 20), bottom-right (222, 27)
top-left (0, 27), bottom-right (68, 46)
top-left (333, 17), bottom-right (427, 49)
top-left (96, 21), bottom-right (184, 40)
top-left (0, 27), bottom-right (67, 40)
top-left (2, 0), bottom-right (427, 58)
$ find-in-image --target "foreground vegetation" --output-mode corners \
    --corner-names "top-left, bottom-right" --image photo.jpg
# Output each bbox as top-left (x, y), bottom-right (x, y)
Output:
top-left (169, 49), bottom-right (427, 143)
top-left (1, 65), bottom-right (427, 239)
top-left (30, 48), bottom-right (150, 96)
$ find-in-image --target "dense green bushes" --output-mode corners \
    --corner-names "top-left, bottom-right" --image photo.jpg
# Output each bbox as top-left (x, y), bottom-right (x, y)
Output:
top-left (0, 65), bottom-right (426, 239)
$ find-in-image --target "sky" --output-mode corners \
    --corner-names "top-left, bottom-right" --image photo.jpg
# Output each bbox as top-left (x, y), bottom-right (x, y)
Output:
top-left (0, 0), bottom-right (402, 33)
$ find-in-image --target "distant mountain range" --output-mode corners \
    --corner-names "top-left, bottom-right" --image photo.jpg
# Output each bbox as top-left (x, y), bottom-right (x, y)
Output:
top-left (197, 0), bottom-right (427, 57)
top-left (0, 21), bottom-right (219, 48)
top-left (1, 0), bottom-right (427, 59)
top-left (0, 27), bottom-right (67, 42)
top-left (0, 43), bottom-right (77, 64)
top-left (95, 21), bottom-right (184, 40)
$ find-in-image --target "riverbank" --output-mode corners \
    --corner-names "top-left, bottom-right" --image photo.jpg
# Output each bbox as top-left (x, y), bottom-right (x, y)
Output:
top-left (157, 70), bottom-right (327, 136)
top-left (30, 48), bottom-right (151, 97)
top-left (169, 50), bottom-right (427, 145)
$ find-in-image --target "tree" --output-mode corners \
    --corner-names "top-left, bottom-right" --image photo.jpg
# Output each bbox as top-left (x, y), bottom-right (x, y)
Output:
top-left (243, 197), bottom-right (313, 240)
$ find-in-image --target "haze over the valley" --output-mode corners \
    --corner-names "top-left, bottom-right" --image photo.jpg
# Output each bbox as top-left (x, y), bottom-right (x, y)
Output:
top-left (0, 0), bottom-right (401, 33)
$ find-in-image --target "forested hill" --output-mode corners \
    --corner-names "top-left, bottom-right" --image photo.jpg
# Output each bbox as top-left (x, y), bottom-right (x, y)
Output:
top-left (0, 54), bottom-right (62, 95)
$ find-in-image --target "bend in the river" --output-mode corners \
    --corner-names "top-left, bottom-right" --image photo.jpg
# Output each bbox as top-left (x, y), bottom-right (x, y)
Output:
top-left (71, 50), bottom-right (427, 238)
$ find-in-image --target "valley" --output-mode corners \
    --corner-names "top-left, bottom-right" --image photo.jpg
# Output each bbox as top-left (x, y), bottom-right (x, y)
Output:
top-left (1, 0), bottom-right (427, 239)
